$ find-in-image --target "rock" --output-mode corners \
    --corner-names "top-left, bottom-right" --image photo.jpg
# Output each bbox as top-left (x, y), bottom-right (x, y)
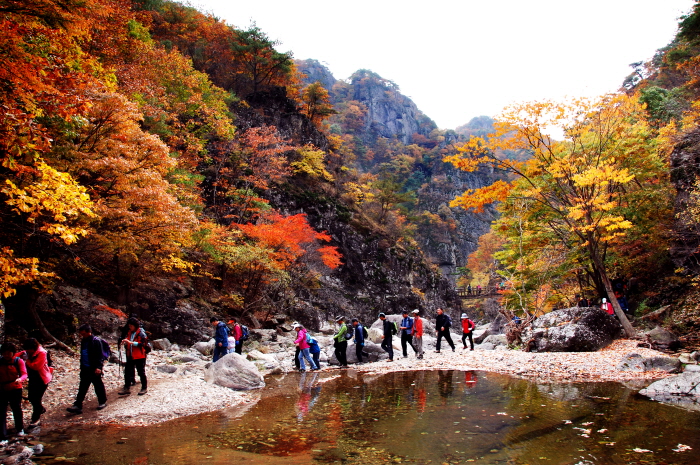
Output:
top-left (472, 328), bottom-right (491, 344)
top-left (640, 372), bottom-right (700, 412)
top-left (685, 364), bottom-right (700, 372)
top-left (152, 338), bottom-right (172, 351)
top-left (482, 334), bottom-right (508, 347)
top-left (525, 307), bottom-right (622, 352)
top-left (204, 353), bottom-right (265, 390)
top-left (618, 353), bottom-right (681, 373)
top-left (193, 339), bottom-right (215, 356)
top-left (679, 353), bottom-right (696, 364)
top-left (618, 353), bottom-right (646, 372)
top-left (692, 351), bottom-right (700, 362)
top-left (172, 354), bottom-right (200, 363)
top-left (32, 444), bottom-right (43, 455)
top-left (644, 355), bottom-right (681, 373)
top-left (1, 444), bottom-right (33, 465)
top-left (477, 342), bottom-right (495, 351)
top-left (640, 305), bottom-right (671, 323)
top-left (156, 365), bottom-right (178, 374)
top-left (644, 326), bottom-right (680, 351)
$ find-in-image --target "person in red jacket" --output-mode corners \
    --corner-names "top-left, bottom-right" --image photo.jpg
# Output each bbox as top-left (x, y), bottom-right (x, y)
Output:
top-left (21, 338), bottom-right (52, 427)
top-left (460, 313), bottom-right (476, 351)
top-left (0, 343), bottom-right (27, 442)
top-left (228, 318), bottom-right (243, 355)
top-left (119, 317), bottom-right (148, 396)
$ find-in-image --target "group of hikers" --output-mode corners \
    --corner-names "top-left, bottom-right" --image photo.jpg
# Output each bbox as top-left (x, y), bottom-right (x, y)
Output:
top-left (0, 308), bottom-right (476, 442)
top-left (289, 308), bottom-right (477, 370)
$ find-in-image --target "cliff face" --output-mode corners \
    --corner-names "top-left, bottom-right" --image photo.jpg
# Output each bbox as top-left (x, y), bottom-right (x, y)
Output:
top-left (670, 126), bottom-right (700, 273)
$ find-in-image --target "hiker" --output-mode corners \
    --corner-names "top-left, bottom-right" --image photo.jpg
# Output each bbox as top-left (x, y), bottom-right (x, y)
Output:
top-left (399, 310), bottom-right (416, 358)
top-left (467, 284), bottom-right (472, 295)
top-left (332, 316), bottom-right (349, 367)
top-left (119, 317), bottom-right (148, 396)
top-left (601, 298), bottom-right (614, 315)
top-left (435, 308), bottom-right (455, 353)
top-left (228, 317), bottom-right (244, 355)
top-left (67, 324), bottom-right (108, 414)
top-left (0, 343), bottom-right (27, 442)
top-left (411, 309), bottom-right (424, 359)
top-left (210, 316), bottom-right (230, 362)
top-left (293, 324), bottom-right (318, 372)
top-left (308, 331), bottom-right (322, 369)
top-left (379, 313), bottom-right (395, 361)
top-left (460, 313), bottom-right (475, 350)
top-left (576, 294), bottom-right (590, 307)
top-left (352, 318), bottom-right (369, 364)
top-left (21, 338), bottom-right (52, 427)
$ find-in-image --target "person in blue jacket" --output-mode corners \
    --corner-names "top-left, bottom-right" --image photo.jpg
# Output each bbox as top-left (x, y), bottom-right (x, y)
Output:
top-left (210, 317), bottom-right (229, 362)
top-left (399, 310), bottom-right (416, 358)
top-left (351, 318), bottom-right (369, 364)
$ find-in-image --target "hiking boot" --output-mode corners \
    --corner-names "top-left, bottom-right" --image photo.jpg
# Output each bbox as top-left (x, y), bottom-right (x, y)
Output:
top-left (435, 350), bottom-right (441, 353)
top-left (96, 402), bottom-right (107, 410)
top-left (66, 405), bottom-right (83, 414)
top-left (463, 346), bottom-right (467, 349)
top-left (118, 388), bottom-right (131, 395)
top-left (452, 347), bottom-right (455, 352)
top-left (138, 388), bottom-right (147, 396)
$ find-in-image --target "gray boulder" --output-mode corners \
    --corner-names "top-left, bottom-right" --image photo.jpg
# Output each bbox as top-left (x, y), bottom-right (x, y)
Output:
top-left (525, 307), bottom-right (622, 352)
top-left (193, 339), bottom-right (215, 356)
top-left (618, 353), bottom-right (681, 373)
top-left (152, 338), bottom-right (172, 351)
top-left (477, 342), bottom-right (495, 351)
top-left (328, 341), bottom-right (388, 364)
top-left (482, 334), bottom-right (508, 347)
top-left (204, 353), bottom-right (265, 390)
top-left (639, 372), bottom-right (700, 412)
top-left (172, 354), bottom-right (200, 363)
top-left (472, 328), bottom-right (491, 344)
top-left (645, 326), bottom-right (680, 351)
top-left (156, 365), bottom-right (178, 374)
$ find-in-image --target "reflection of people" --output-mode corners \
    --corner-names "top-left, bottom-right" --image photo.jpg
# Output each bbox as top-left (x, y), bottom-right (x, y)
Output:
top-left (437, 370), bottom-right (454, 401)
top-left (296, 372), bottom-right (321, 422)
top-left (464, 371), bottom-right (477, 387)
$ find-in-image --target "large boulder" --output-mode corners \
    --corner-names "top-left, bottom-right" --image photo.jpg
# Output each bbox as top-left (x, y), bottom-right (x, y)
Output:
top-left (525, 307), bottom-right (622, 352)
top-left (618, 353), bottom-right (681, 373)
top-left (193, 339), bottom-right (215, 356)
top-left (644, 326), bottom-right (680, 351)
top-left (205, 353), bottom-right (265, 390)
top-left (152, 338), bottom-right (172, 351)
top-left (368, 314), bottom-right (438, 343)
top-left (639, 372), bottom-right (700, 412)
top-left (327, 341), bottom-right (389, 364)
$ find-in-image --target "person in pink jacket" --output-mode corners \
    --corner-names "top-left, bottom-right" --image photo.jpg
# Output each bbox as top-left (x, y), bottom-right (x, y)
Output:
top-left (293, 324), bottom-right (318, 372)
top-left (0, 343), bottom-right (27, 442)
top-left (21, 338), bottom-right (52, 427)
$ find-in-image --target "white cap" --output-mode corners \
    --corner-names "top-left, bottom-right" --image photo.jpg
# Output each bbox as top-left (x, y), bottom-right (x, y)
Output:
top-left (461, 313), bottom-right (468, 319)
top-left (412, 309), bottom-right (419, 314)
top-left (292, 323), bottom-right (301, 329)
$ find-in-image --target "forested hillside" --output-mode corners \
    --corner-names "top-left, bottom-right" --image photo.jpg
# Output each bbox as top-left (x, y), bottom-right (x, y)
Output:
top-left (0, 0), bottom-right (460, 345)
top-left (445, 1), bottom-right (700, 343)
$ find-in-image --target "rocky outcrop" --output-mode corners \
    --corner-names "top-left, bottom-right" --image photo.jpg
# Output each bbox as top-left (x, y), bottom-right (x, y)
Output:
top-left (639, 371), bottom-right (700, 412)
top-left (295, 59), bottom-right (337, 93)
top-left (204, 353), bottom-right (265, 390)
top-left (644, 326), bottom-right (681, 351)
top-left (524, 307), bottom-right (622, 352)
top-left (618, 353), bottom-right (681, 373)
top-left (670, 126), bottom-right (700, 273)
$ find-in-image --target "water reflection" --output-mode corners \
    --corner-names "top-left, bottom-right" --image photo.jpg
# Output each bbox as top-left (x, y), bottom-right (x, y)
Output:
top-left (41, 370), bottom-right (700, 464)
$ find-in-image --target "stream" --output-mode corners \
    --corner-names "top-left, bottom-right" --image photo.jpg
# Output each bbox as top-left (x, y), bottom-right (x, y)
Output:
top-left (39, 370), bottom-right (700, 464)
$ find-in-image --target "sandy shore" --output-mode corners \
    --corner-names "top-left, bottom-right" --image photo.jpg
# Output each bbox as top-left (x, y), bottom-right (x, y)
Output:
top-left (33, 339), bottom-right (670, 429)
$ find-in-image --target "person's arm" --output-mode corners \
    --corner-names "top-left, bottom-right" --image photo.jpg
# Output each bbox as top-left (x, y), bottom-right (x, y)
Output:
top-left (16, 358), bottom-right (28, 384)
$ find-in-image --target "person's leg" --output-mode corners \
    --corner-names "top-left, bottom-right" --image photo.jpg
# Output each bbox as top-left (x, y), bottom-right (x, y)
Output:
top-left (468, 332), bottom-right (474, 350)
top-left (436, 332), bottom-right (443, 351)
top-left (386, 337), bottom-right (393, 360)
top-left (0, 393), bottom-right (9, 439)
top-left (297, 349), bottom-right (306, 371)
top-left (235, 342), bottom-right (242, 355)
top-left (294, 347), bottom-right (301, 370)
top-left (414, 336), bottom-right (423, 358)
top-left (92, 371), bottom-right (108, 406)
top-left (28, 381), bottom-right (48, 424)
top-left (401, 333), bottom-right (408, 357)
top-left (8, 389), bottom-right (23, 434)
top-left (356, 343), bottom-right (363, 363)
top-left (303, 348), bottom-right (317, 370)
top-left (123, 357), bottom-right (135, 390)
top-left (444, 331), bottom-right (455, 350)
top-left (135, 358), bottom-right (147, 391)
top-left (338, 342), bottom-right (348, 366)
top-left (74, 369), bottom-right (91, 408)
top-left (312, 352), bottom-right (320, 369)
top-left (462, 333), bottom-right (468, 349)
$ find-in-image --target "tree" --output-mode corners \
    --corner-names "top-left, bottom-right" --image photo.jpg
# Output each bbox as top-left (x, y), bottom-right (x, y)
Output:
top-left (300, 82), bottom-right (336, 126)
top-left (445, 94), bottom-right (672, 337)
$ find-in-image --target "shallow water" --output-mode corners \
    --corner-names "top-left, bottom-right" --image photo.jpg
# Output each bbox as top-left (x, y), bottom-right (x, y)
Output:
top-left (41, 370), bottom-right (700, 464)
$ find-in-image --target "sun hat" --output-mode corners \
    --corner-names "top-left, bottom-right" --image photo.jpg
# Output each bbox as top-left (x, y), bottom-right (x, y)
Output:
top-left (461, 313), bottom-right (468, 319)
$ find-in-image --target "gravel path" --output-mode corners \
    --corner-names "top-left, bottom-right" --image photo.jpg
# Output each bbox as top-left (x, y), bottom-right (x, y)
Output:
top-left (33, 339), bottom-right (670, 428)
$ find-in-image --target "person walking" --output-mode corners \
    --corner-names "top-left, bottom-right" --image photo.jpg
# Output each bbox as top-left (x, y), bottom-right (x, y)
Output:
top-left (228, 318), bottom-right (244, 355)
top-left (435, 308), bottom-right (455, 353)
top-left (21, 338), bottom-right (52, 427)
top-left (332, 316), bottom-right (349, 367)
top-left (293, 324), bottom-right (318, 372)
top-left (67, 324), bottom-right (108, 414)
top-left (119, 317), bottom-right (148, 396)
top-left (351, 318), bottom-right (369, 364)
top-left (307, 332), bottom-right (322, 369)
top-left (379, 313), bottom-right (395, 361)
top-left (460, 313), bottom-right (475, 350)
top-left (210, 317), bottom-right (229, 362)
top-left (411, 309), bottom-right (424, 359)
top-left (399, 310), bottom-right (416, 358)
top-left (0, 343), bottom-right (27, 442)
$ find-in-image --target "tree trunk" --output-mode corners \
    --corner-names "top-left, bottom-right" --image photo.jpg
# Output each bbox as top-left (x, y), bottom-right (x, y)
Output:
top-left (28, 292), bottom-right (75, 355)
top-left (593, 258), bottom-right (636, 338)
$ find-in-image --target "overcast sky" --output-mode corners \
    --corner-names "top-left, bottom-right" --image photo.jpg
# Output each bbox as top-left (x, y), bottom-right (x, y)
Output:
top-left (193, 0), bottom-right (694, 129)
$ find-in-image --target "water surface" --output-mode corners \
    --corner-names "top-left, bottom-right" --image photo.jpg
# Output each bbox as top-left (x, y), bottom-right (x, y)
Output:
top-left (41, 370), bottom-right (700, 464)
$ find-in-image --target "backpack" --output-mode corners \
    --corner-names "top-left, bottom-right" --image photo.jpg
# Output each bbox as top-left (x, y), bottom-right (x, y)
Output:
top-left (389, 321), bottom-right (398, 335)
top-left (96, 336), bottom-right (111, 361)
top-left (240, 325), bottom-right (250, 341)
top-left (140, 328), bottom-right (153, 354)
top-left (343, 324), bottom-right (354, 340)
top-left (46, 350), bottom-right (53, 368)
top-left (445, 315), bottom-right (453, 328)
top-left (362, 325), bottom-right (369, 339)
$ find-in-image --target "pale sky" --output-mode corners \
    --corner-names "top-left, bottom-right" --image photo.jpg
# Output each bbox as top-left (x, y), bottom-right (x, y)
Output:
top-left (193, 0), bottom-right (694, 129)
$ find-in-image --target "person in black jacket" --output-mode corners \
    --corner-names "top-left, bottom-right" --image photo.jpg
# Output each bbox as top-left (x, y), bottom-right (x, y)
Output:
top-left (435, 308), bottom-right (455, 353)
top-left (379, 313), bottom-right (395, 361)
top-left (67, 324), bottom-right (108, 414)
top-left (351, 318), bottom-right (369, 364)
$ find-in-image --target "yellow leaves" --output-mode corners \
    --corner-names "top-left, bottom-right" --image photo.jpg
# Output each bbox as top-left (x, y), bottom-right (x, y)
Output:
top-left (291, 145), bottom-right (334, 181)
top-left (449, 180), bottom-right (512, 213)
top-left (0, 248), bottom-right (54, 299)
top-left (2, 162), bottom-right (95, 244)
